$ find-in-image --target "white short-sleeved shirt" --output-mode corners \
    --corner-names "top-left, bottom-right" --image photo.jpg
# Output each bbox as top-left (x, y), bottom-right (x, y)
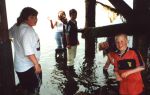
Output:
top-left (9, 23), bottom-right (40, 72)
top-left (56, 20), bottom-right (63, 32)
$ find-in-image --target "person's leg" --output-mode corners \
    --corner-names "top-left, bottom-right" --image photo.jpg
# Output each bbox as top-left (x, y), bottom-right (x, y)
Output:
top-left (35, 71), bottom-right (42, 94)
top-left (72, 45), bottom-right (77, 59)
top-left (67, 45), bottom-right (77, 66)
top-left (17, 67), bottom-right (40, 94)
top-left (67, 46), bottom-right (78, 77)
top-left (67, 47), bottom-right (74, 67)
top-left (55, 32), bottom-right (63, 48)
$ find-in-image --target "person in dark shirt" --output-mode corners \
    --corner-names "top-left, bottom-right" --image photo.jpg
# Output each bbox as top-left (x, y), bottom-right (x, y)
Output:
top-left (66, 9), bottom-right (79, 70)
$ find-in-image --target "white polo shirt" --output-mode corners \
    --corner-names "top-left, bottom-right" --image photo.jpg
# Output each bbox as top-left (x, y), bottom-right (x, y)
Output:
top-left (9, 23), bottom-right (40, 72)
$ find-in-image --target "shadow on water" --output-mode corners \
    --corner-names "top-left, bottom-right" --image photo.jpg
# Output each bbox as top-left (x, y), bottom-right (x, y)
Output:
top-left (49, 49), bottom-right (150, 95)
top-left (142, 65), bottom-right (150, 95)
top-left (15, 56), bottom-right (150, 95)
top-left (78, 60), bottom-right (119, 95)
top-left (51, 57), bottom-right (120, 95)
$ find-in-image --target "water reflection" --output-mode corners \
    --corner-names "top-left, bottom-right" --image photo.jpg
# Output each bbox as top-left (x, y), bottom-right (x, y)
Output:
top-left (44, 58), bottom-right (150, 95)
top-left (51, 63), bottom-right (79, 95)
top-left (49, 56), bottom-right (120, 95)
top-left (63, 72), bottom-right (79, 95)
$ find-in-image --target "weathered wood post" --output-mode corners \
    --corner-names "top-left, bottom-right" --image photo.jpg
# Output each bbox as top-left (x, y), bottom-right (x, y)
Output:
top-left (133, 0), bottom-right (150, 63)
top-left (84, 0), bottom-right (96, 65)
top-left (0, 0), bottom-right (15, 95)
top-left (108, 0), bottom-right (150, 63)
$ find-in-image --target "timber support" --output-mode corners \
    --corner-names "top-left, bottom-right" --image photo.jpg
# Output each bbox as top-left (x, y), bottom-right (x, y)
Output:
top-left (0, 0), bottom-right (15, 95)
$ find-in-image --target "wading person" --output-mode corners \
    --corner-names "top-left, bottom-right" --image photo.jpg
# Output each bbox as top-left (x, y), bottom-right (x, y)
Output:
top-left (110, 33), bottom-right (145, 95)
top-left (9, 7), bottom-right (42, 95)
top-left (66, 9), bottom-right (79, 72)
top-left (48, 11), bottom-right (66, 49)
top-left (59, 13), bottom-right (68, 65)
top-left (48, 11), bottom-right (67, 64)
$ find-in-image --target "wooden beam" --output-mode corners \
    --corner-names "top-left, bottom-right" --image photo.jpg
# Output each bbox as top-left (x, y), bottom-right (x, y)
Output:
top-left (91, 23), bottom-right (129, 37)
top-left (96, 1), bottom-right (119, 14)
top-left (0, 41), bottom-right (15, 95)
top-left (80, 22), bottom-right (150, 38)
top-left (132, 0), bottom-right (150, 63)
top-left (81, 23), bottom-right (129, 38)
top-left (108, 0), bottom-right (133, 22)
top-left (85, 0), bottom-right (96, 63)
top-left (0, 0), bottom-right (9, 41)
top-left (85, 0), bottom-right (96, 27)
top-left (0, 0), bottom-right (15, 95)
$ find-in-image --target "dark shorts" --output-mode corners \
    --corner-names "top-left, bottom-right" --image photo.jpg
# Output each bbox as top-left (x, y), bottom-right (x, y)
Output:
top-left (16, 67), bottom-right (42, 93)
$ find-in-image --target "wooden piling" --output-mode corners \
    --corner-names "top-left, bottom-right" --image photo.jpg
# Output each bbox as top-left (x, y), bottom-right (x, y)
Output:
top-left (0, 0), bottom-right (15, 95)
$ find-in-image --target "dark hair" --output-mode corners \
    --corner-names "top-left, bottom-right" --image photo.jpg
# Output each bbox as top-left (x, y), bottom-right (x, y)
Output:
top-left (69, 9), bottom-right (77, 16)
top-left (16, 7), bottom-right (38, 26)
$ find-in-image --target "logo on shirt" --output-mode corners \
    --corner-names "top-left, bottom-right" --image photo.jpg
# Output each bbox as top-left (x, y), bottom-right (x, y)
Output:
top-left (127, 62), bottom-right (132, 67)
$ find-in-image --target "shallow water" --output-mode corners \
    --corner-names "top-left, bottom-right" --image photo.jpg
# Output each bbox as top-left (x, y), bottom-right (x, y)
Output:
top-left (36, 34), bottom-right (120, 95)
top-left (14, 34), bottom-right (150, 95)
top-left (39, 51), bottom-right (120, 95)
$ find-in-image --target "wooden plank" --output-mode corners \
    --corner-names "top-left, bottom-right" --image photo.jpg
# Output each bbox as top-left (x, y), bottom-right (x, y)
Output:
top-left (79, 22), bottom-right (150, 38)
top-left (0, 41), bottom-right (15, 95)
top-left (132, 0), bottom-right (150, 62)
top-left (0, 0), bottom-right (15, 95)
top-left (108, 0), bottom-right (133, 22)
top-left (85, 0), bottom-right (96, 63)
top-left (0, 0), bottom-right (9, 41)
